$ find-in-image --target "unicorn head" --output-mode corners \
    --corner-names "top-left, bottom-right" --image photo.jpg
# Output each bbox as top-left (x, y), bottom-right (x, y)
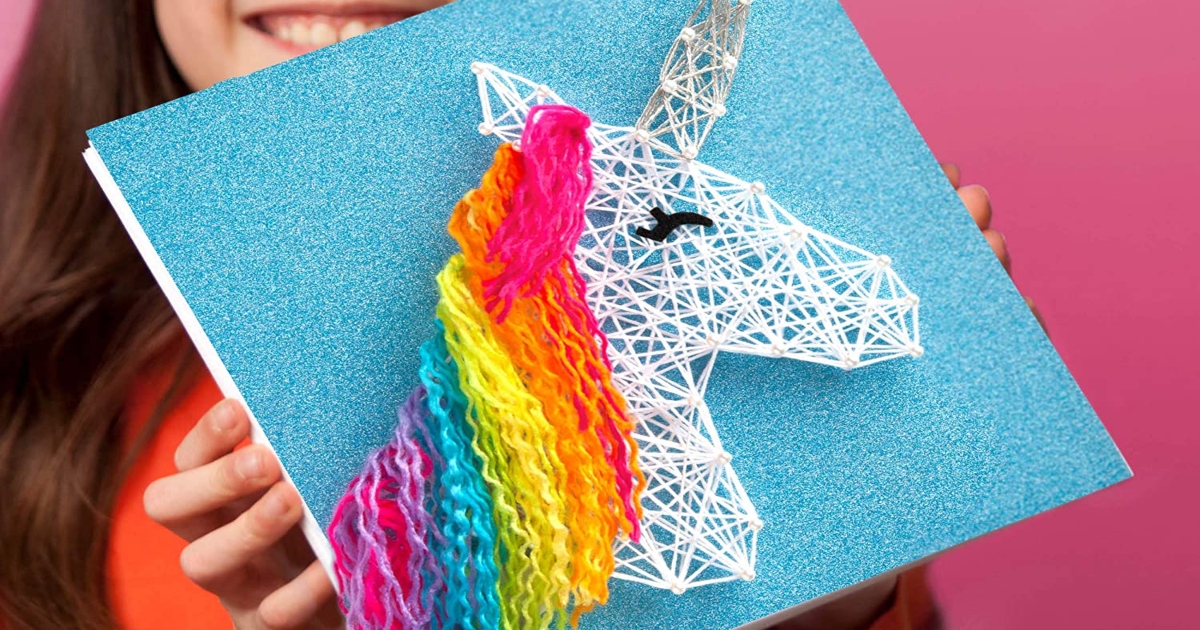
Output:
top-left (328, 4), bottom-right (922, 626)
top-left (471, 0), bottom-right (921, 595)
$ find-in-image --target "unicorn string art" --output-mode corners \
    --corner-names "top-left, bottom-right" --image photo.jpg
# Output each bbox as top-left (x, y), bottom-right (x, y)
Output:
top-left (329, 0), bottom-right (922, 627)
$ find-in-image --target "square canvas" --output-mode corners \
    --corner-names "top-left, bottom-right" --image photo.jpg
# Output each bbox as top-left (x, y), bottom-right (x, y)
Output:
top-left (84, 0), bottom-right (1130, 627)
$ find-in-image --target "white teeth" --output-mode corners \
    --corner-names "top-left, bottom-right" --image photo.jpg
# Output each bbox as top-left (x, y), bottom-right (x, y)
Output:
top-left (290, 22), bottom-right (311, 45)
top-left (340, 20), bottom-right (367, 40)
top-left (310, 21), bottom-right (337, 46)
top-left (269, 16), bottom-right (387, 47)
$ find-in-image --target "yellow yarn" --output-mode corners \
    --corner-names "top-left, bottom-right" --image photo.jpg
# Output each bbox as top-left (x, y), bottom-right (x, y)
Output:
top-left (447, 144), bottom-right (633, 619)
top-left (437, 256), bottom-right (573, 629)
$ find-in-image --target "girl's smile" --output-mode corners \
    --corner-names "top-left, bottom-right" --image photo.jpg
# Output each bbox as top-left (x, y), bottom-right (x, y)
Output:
top-left (157, 0), bottom-right (453, 89)
top-left (246, 2), bottom-right (426, 53)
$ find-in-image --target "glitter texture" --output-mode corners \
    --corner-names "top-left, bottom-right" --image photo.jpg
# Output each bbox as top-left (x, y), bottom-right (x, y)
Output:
top-left (87, 0), bottom-right (1129, 628)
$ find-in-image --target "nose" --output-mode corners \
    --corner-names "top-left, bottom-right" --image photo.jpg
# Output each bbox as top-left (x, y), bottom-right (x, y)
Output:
top-left (719, 233), bottom-right (921, 369)
top-left (787, 253), bottom-right (921, 368)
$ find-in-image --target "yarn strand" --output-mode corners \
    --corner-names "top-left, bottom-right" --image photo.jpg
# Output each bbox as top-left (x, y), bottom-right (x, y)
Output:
top-left (330, 103), bottom-right (643, 629)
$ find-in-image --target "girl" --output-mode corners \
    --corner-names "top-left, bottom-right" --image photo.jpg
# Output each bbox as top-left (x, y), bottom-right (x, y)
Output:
top-left (0, 1), bottom-right (1011, 628)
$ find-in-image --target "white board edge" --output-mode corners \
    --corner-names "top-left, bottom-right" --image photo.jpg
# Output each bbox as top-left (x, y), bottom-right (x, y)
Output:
top-left (82, 143), bottom-right (338, 590)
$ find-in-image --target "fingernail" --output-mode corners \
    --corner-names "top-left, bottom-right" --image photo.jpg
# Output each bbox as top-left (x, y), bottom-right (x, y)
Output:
top-left (211, 401), bottom-right (238, 432)
top-left (236, 449), bottom-right (266, 479)
top-left (262, 487), bottom-right (292, 519)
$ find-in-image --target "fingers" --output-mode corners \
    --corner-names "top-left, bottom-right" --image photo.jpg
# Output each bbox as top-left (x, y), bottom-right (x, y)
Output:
top-left (940, 163), bottom-right (961, 189)
top-left (257, 560), bottom-right (340, 630)
top-left (957, 184), bottom-right (992, 230)
top-left (943, 167), bottom-right (1006, 271)
top-left (943, 164), bottom-right (992, 229)
top-left (983, 228), bottom-right (1011, 274)
top-left (1026, 296), bottom-right (1048, 333)
top-left (942, 165), bottom-right (1032, 324)
top-left (145, 444), bottom-right (281, 540)
top-left (179, 483), bottom-right (304, 592)
top-left (176, 399), bottom-right (251, 472)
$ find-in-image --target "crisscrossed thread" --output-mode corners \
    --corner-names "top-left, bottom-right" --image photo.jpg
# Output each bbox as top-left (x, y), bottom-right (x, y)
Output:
top-left (471, 52), bottom-right (923, 593)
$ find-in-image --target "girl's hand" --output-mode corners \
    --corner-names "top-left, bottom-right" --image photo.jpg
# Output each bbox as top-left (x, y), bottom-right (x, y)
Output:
top-left (143, 399), bottom-right (344, 630)
top-left (943, 163), bottom-right (1008, 269)
top-left (942, 163), bottom-right (1046, 328)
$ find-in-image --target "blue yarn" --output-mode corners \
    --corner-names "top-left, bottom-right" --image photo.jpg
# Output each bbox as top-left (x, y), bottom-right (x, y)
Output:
top-left (417, 324), bottom-right (502, 630)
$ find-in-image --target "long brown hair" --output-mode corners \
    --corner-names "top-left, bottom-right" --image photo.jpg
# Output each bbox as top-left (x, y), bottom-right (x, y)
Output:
top-left (0, 1), bottom-right (194, 628)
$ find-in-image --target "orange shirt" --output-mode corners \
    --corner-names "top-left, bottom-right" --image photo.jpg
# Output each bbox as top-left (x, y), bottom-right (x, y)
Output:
top-left (110, 363), bottom-right (936, 630)
top-left (109, 365), bottom-right (228, 629)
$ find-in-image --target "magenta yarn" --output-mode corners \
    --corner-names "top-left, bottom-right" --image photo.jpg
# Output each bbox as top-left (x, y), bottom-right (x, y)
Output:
top-left (482, 104), bottom-right (594, 320)
top-left (328, 391), bottom-right (436, 629)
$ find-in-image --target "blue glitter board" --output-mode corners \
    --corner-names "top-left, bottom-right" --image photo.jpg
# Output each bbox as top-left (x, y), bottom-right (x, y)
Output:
top-left (85, 0), bottom-right (1129, 627)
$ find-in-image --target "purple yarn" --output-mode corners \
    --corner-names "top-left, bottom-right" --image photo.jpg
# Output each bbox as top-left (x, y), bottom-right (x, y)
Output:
top-left (327, 388), bottom-right (439, 629)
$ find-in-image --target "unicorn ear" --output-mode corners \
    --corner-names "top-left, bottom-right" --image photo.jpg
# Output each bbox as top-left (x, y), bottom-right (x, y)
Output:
top-left (471, 62), bottom-right (568, 144)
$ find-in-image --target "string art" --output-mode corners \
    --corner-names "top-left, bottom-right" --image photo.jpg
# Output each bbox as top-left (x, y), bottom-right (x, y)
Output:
top-left (330, 0), bottom-right (921, 627)
top-left (472, 0), bottom-right (922, 595)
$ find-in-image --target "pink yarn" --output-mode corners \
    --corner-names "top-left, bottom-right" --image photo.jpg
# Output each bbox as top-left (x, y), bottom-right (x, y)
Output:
top-left (328, 392), bottom-right (437, 630)
top-left (479, 103), bottom-right (642, 540)
top-left (482, 104), bottom-right (594, 320)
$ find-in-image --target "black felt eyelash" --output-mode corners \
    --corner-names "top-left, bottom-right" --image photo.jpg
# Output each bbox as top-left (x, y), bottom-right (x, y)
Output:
top-left (636, 207), bottom-right (714, 242)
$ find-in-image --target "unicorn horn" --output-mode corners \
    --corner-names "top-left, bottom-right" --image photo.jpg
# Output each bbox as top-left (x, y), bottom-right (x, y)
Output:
top-left (635, 0), bottom-right (753, 160)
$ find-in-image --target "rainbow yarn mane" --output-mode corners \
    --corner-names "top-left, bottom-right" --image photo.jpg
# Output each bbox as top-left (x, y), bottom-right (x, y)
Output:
top-left (329, 105), bottom-right (645, 630)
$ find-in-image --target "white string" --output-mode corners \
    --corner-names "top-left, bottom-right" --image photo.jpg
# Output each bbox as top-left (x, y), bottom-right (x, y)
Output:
top-left (467, 0), bottom-right (921, 595)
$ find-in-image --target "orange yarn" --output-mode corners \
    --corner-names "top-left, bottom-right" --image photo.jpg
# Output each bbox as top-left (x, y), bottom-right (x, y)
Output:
top-left (448, 143), bottom-right (645, 618)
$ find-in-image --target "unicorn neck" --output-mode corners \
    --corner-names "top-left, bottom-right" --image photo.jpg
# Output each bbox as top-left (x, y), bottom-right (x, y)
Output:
top-left (635, 0), bottom-right (753, 160)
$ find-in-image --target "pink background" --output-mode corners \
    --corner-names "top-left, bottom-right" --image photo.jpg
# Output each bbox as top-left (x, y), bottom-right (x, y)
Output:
top-left (3, 0), bottom-right (1197, 628)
